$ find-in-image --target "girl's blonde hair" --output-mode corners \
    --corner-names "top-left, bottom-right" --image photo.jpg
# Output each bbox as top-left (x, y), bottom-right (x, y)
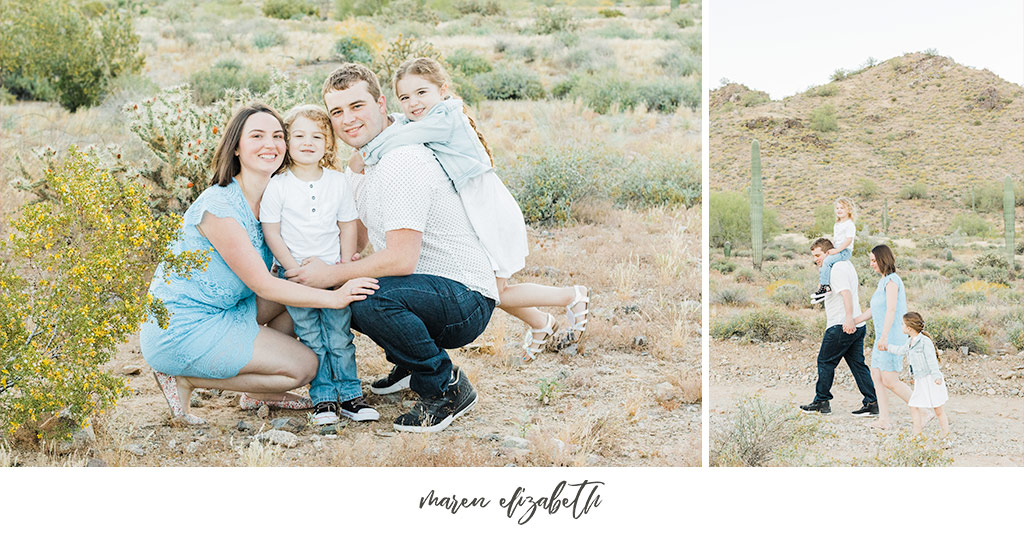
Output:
top-left (282, 104), bottom-right (338, 170)
top-left (903, 311), bottom-right (933, 342)
top-left (835, 196), bottom-right (856, 222)
top-left (393, 57), bottom-right (493, 166)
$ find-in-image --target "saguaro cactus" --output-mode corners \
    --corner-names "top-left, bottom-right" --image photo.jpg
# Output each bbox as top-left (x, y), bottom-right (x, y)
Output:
top-left (1004, 175), bottom-right (1016, 271)
top-left (724, 241), bottom-right (732, 258)
top-left (750, 139), bottom-right (764, 270)
top-left (881, 197), bottom-right (889, 235)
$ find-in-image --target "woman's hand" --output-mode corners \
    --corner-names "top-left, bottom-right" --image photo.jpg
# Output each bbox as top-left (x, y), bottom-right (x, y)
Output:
top-left (935, 377), bottom-right (943, 385)
top-left (333, 277), bottom-right (378, 308)
top-left (348, 152), bottom-right (365, 174)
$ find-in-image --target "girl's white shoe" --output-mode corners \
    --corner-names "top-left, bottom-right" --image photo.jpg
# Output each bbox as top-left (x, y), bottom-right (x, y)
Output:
top-left (522, 313), bottom-right (558, 362)
top-left (565, 285), bottom-right (590, 343)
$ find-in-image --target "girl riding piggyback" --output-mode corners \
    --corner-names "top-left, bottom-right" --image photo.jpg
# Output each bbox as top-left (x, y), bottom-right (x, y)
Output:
top-left (811, 196), bottom-right (857, 304)
top-left (349, 57), bottom-right (590, 363)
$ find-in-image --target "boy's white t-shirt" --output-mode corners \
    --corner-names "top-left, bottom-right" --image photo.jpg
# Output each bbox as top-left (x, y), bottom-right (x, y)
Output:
top-left (823, 260), bottom-right (864, 328)
top-left (833, 219), bottom-right (856, 253)
top-left (259, 168), bottom-right (358, 265)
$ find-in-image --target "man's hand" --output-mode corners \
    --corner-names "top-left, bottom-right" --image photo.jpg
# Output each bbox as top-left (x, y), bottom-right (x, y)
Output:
top-left (842, 317), bottom-right (856, 334)
top-left (285, 257), bottom-right (336, 289)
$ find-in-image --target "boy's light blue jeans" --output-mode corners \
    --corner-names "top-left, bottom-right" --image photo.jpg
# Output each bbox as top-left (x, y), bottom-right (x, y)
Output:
top-left (819, 248), bottom-right (852, 286)
top-left (277, 270), bottom-right (361, 404)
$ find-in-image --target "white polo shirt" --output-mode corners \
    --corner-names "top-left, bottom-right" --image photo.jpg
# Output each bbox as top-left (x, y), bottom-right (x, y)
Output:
top-left (823, 260), bottom-right (864, 329)
top-left (259, 168), bottom-right (358, 265)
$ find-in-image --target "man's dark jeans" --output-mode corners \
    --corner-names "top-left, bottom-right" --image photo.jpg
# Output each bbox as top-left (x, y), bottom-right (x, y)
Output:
top-left (349, 274), bottom-right (495, 398)
top-left (814, 324), bottom-right (877, 405)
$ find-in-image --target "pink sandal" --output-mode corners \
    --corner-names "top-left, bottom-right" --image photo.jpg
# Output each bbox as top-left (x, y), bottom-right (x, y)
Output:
top-left (152, 371), bottom-right (206, 425)
top-left (239, 393), bottom-right (313, 411)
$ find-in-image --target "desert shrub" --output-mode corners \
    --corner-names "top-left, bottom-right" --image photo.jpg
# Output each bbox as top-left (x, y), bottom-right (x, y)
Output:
top-left (712, 288), bottom-right (750, 306)
top-left (378, 0), bottom-right (441, 25)
top-left (0, 148), bottom-right (207, 441)
top-left (657, 48), bottom-right (701, 77)
top-left (709, 190), bottom-right (782, 248)
top-left (856, 178), bottom-right (879, 199)
top-left (262, 0), bottom-right (317, 19)
top-left (452, 0), bottom-right (503, 16)
top-left (531, 6), bottom-right (578, 34)
top-left (972, 266), bottom-right (1010, 285)
top-left (334, 36), bottom-right (375, 63)
top-left (637, 78), bottom-right (700, 113)
top-left (503, 146), bottom-right (602, 226)
top-left (921, 260), bottom-right (940, 271)
top-left (711, 395), bottom-right (820, 467)
top-left (594, 23), bottom-right (640, 39)
top-left (813, 84), bottom-right (838, 97)
top-left (500, 43), bottom-right (539, 63)
top-left (552, 30), bottom-right (581, 48)
top-left (669, 9), bottom-right (694, 28)
top-left (446, 49), bottom-right (493, 76)
top-left (734, 268), bottom-right (756, 282)
top-left (564, 74), bottom-right (698, 114)
top-left (939, 261), bottom-right (970, 280)
top-left (598, 8), bottom-right (624, 17)
top-left (559, 44), bottom-right (616, 72)
top-left (898, 181), bottom-right (928, 199)
top-left (967, 181), bottom-right (1024, 211)
top-left (189, 59), bottom-right (271, 106)
top-left (612, 157), bottom-right (700, 209)
top-left (739, 90), bottom-right (769, 107)
top-left (927, 315), bottom-right (988, 354)
top-left (804, 204), bottom-right (835, 239)
top-left (711, 308), bottom-right (806, 342)
top-left (952, 280), bottom-right (1007, 305)
top-left (809, 105), bottom-right (837, 132)
top-left (252, 30), bottom-right (287, 50)
top-left (473, 66), bottom-right (545, 100)
top-left (711, 260), bottom-right (737, 274)
top-left (332, 15), bottom-right (385, 52)
top-left (334, 0), bottom-right (391, 18)
top-left (552, 74), bottom-right (581, 99)
top-left (973, 252), bottom-right (1010, 271)
top-left (1007, 322), bottom-right (1024, 351)
top-left (372, 35), bottom-right (443, 92)
top-left (947, 212), bottom-right (990, 236)
top-left (769, 283), bottom-right (806, 308)
top-left (0, 0), bottom-right (145, 111)
top-left (850, 433), bottom-right (952, 467)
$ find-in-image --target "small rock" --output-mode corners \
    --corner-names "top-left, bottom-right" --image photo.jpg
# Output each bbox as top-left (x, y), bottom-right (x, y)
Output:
top-left (256, 430), bottom-right (298, 448)
top-left (168, 439), bottom-right (177, 449)
top-left (552, 438), bottom-right (566, 455)
top-left (986, 388), bottom-right (996, 396)
top-left (383, 394), bottom-right (404, 404)
top-left (502, 436), bottom-right (531, 449)
top-left (189, 395), bottom-right (203, 408)
top-left (186, 441), bottom-right (200, 454)
top-left (236, 420), bottom-right (253, 432)
top-left (653, 382), bottom-right (678, 402)
top-left (321, 423), bottom-right (346, 435)
top-left (86, 458), bottom-right (107, 467)
top-left (558, 343), bottom-right (579, 356)
top-left (256, 404), bottom-right (270, 419)
top-left (271, 417), bottom-right (306, 433)
top-left (196, 389), bottom-right (216, 400)
top-left (121, 365), bottom-right (142, 376)
top-left (632, 336), bottom-right (648, 348)
top-left (374, 430), bottom-right (396, 438)
top-left (485, 433), bottom-right (502, 442)
top-left (309, 435), bottom-right (321, 442)
top-left (401, 400), bottom-right (417, 409)
top-left (124, 444), bottom-right (146, 457)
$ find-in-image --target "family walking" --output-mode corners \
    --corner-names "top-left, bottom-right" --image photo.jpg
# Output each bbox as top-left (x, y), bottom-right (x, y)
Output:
top-left (140, 59), bottom-right (591, 432)
top-left (801, 198), bottom-right (950, 437)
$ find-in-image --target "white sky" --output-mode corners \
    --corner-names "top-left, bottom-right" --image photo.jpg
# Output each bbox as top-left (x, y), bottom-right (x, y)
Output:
top-left (708, 0), bottom-right (1024, 99)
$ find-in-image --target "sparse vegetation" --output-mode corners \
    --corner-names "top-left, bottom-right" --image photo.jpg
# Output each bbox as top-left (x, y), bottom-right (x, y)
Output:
top-left (809, 105), bottom-right (837, 132)
top-left (711, 395), bottom-right (820, 467)
top-left (711, 308), bottom-right (806, 342)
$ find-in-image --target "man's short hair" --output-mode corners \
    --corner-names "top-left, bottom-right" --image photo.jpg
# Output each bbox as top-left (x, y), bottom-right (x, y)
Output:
top-left (322, 63), bottom-right (382, 102)
top-left (811, 237), bottom-right (834, 252)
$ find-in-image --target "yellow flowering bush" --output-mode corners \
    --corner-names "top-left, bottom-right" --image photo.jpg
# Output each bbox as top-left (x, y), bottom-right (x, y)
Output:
top-left (0, 148), bottom-right (207, 441)
top-left (333, 17), bottom-right (384, 53)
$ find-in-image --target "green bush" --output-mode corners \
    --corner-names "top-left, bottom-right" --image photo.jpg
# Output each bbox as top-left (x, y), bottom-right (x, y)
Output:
top-left (373, 35), bottom-right (443, 93)
top-left (334, 0), bottom-right (390, 18)
top-left (947, 212), bottom-right (990, 236)
top-left (709, 190), bottom-right (782, 248)
top-left (334, 36), bottom-right (375, 63)
top-left (669, 9), bottom-right (695, 28)
top-left (711, 308), bottom-right (806, 342)
top-left (712, 287), bottom-right (750, 306)
top-left (856, 177), bottom-right (878, 199)
top-left (531, 6), bottom-right (578, 34)
top-left (927, 315), bottom-right (988, 354)
top-left (966, 181), bottom-right (1024, 211)
top-left (0, 148), bottom-right (207, 441)
top-left (769, 284), bottom-right (806, 308)
top-left (446, 49), bottom-right (493, 76)
top-left (939, 261), bottom-right (970, 280)
top-left (739, 90), bottom-right (769, 107)
top-left (253, 30), bottom-right (287, 50)
top-left (0, 0), bottom-right (145, 111)
top-left (378, 0), bottom-right (441, 25)
top-left (657, 48), bottom-right (701, 77)
top-left (638, 78), bottom-right (700, 113)
top-left (711, 395), bottom-right (820, 467)
top-left (804, 204), bottom-right (835, 239)
top-left (711, 259), bottom-right (737, 274)
top-left (898, 181), bottom-right (928, 200)
top-left (973, 252), bottom-right (1010, 271)
top-left (849, 433), bottom-right (952, 467)
top-left (1007, 322), bottom-right (1024, 351)
top-left (262, 0), bottom-right (317, 19)
top-left (473, 66), bottom-right (545, 100)
top-left (503, 146), bottom-right (602, 226)
top-left (598, 8), bottom-right (624, 17)
top-left (453, 0), bottom-right (503, 16)
top-left (561, 74), bottom-right (698, 114)
top-left (189, 59), bottom-right (271, 106)
top-left (612, 156), bottom-right (700, 209)
top-left (594, 23), bottom-right (640, 39)
top-left (809, 105), bottom-right (837, 132)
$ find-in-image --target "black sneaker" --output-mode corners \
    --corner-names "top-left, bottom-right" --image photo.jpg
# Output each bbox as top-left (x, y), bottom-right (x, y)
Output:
top-left (851, 401), bottom-right (879, 417)
top-left (369, 365), bottom-right (411, 395)
top-left (312, 401), bottom-right (340, 426)
top-left (393, 366), bottom-right (477, 433)
top-left (339, 395), bottom-right (380, 422)
top-left (800, 400), bottom-right (831, 414)
top-left (809, 284), bottom-right (831, 304)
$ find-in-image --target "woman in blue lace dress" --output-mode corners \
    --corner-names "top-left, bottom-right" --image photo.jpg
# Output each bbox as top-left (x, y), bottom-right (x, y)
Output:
top-left (140, 103), bottom-right (378, 425)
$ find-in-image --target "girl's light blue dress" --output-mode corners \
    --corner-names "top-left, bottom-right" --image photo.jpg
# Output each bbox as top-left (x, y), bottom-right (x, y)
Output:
top-left (140, 179), bottom-right (272, 379)
top-left (869, 272), bottom-right (908, 372)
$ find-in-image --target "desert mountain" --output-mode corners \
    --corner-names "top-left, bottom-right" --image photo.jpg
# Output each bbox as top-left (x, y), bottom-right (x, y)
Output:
top-left (711, 52), bottom-right (1024, 237)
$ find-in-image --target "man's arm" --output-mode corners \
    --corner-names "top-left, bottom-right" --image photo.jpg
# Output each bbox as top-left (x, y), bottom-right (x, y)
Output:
top-left (285, 228), bottom-right (422, 288)
top-left (840, 289), bottom-right (856, 333)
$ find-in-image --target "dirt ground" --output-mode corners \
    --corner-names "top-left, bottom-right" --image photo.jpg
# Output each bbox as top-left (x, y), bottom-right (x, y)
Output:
top-left (710, 340), bottom-right (1023, 466)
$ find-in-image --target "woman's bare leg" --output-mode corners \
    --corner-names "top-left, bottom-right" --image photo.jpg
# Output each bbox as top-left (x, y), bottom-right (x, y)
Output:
top-left (496, 278), bottom-right (588, 330)
top-left (870, 367), bottom-right (891, 428)
top-left (881, 370), bottom-right (912, 403)
top-left (181, 325), bottom-right (317, 396)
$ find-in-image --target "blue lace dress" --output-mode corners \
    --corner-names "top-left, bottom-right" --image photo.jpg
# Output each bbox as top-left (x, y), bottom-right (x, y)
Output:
top-left (869, 272), bottom-right (908, 372)
top-left (140, 180), bottom-right (272, 379)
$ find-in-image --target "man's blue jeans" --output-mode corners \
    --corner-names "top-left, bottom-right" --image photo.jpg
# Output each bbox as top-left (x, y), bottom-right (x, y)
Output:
top-left (349, 274), bottom-right (495, 398)
top-left (814, 324), bottom-right (877, 405)
top-left (278, 271), bottom-right (362, 404)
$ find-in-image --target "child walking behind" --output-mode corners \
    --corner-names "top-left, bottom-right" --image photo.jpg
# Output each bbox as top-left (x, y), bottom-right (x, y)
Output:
top-left (349, 57), bottom-right (590, 364)
top-left (887, 312), bottom-right (950, 437)
top-left (260, 104), bottom-right (379, 426)
top-left (811, 196), bottom-right (857, 304)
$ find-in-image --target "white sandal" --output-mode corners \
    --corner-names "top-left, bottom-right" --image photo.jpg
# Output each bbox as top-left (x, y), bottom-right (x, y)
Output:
top-left (565, 285), bottom-right (590, 343)
top-left (522, 313), bottom-right (558, 362)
